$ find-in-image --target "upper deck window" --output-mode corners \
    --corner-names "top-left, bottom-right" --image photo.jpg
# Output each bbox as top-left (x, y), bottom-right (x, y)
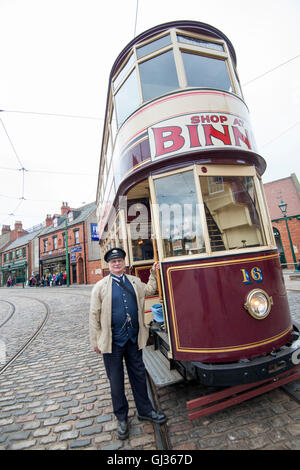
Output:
top-left (115, 68), bottom-right (140, 127)
top-left (136, 34), bottom-right (171, 58)
top-left (139, 50), bottom-right (179, 102)
top-left (181, 52), bottom-right (232, 91)
top-left (113, 53), bottom-right (135, 90)
top-left (177, 34), bottom-right (224, 52)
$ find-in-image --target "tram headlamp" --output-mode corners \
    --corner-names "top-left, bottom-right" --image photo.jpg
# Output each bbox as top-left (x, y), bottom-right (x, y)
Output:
top-left (244, 289), bottom-right (273, 320)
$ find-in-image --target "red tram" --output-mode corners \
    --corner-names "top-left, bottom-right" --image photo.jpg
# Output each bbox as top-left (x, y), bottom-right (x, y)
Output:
top-left (96, 21), bottom-right (300, 411)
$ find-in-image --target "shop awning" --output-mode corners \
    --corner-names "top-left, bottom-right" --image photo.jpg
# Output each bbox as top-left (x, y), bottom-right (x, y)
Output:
top-left (1, 260), bottom-right (27, 271)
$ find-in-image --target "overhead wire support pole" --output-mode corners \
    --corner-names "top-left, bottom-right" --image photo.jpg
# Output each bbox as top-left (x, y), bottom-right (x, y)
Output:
top-left (134, 0), bottom-right (139, 37)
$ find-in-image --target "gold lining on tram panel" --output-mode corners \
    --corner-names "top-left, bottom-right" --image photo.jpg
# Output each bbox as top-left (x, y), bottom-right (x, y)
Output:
top-left (165, 253), bottom-right (288, 354)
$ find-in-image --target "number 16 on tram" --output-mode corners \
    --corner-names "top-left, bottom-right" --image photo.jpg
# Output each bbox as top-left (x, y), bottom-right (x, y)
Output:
top-left (96, 21), bottom-right (300, 402)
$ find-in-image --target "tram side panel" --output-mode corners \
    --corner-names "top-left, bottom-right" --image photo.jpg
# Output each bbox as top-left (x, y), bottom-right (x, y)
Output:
top-left (161, 250), bottom-right (292, 363)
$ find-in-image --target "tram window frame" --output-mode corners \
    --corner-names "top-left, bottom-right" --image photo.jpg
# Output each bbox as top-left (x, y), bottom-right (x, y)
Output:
top-left (114, 67), bottom-right (141, 128)
top-left (109, 28), bottom-right (240, 133)
top-left (138, 49), bottom-right (180, 102)
top-left (150, 165), bottom-right (273, 262)
top-left (126, 200), bottom-right (154, 265)
top-left (196, 165), bottom-right (271, 253)
top-left (180, 51), bottom-right (233, 92)
top-left (151, 168), bottom-right (206, 259)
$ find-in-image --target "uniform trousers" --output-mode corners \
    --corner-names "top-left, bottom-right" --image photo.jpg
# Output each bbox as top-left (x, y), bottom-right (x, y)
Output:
top-left (103, 340), bottom-right (153, 421)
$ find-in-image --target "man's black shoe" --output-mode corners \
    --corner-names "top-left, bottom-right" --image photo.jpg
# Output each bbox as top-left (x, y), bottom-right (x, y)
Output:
top-left (138, 410), bottom-right (167, 424)
top-left (117, 419), bottom-right (129, 440)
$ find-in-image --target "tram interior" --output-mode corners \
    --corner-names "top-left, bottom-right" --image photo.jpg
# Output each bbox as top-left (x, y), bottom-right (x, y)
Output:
top-left (200, 176), bottom-right (264, 251)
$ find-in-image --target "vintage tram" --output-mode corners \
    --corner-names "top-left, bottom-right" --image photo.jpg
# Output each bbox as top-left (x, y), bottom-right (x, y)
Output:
top-left (96, 20), bottom-right (300, 410)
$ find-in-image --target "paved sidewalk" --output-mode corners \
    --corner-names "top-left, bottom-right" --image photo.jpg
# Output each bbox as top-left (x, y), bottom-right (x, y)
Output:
top-left (283, 271), bottom-right (300, 291)
top-left (0, 289), bottom-right (156, 450)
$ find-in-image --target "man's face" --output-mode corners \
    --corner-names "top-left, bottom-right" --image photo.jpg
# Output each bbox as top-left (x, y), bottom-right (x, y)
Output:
top-left (108, 257), bottom-right (125, 276)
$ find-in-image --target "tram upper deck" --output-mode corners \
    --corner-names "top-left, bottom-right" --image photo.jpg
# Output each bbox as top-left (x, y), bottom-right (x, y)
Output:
top-left (96, 20), bottom-right (271, 264)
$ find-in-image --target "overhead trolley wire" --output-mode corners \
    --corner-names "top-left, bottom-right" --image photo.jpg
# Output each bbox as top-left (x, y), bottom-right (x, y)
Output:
top-left (243, 53), bottom-right (300, 86)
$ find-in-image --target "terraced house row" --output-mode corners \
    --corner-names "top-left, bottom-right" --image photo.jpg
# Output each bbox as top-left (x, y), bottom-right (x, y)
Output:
top-left (0, 202), bottom-right (101, 287)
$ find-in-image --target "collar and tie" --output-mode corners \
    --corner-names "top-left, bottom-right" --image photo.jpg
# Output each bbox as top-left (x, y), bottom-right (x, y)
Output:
top-left (111, 273), bottom-right (125, 285)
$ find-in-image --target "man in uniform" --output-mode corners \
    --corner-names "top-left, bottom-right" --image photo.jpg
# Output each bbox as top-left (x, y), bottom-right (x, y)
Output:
top-left (89, 247), bottom-right (167, 440)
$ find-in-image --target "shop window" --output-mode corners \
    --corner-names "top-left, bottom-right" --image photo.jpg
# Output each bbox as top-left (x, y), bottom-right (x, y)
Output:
top-left (154, 171), bottom-right (205, 257)
top-left (139, 50), bottom-right (179, 102)
top-left (181, 52), bottom-right (232, 91)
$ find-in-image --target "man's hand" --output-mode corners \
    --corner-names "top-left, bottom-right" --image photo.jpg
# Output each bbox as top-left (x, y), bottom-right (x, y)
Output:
top-left (151, 262), bottom-right (160, 272)
top-left (94, 347), bottom-right (101, 354)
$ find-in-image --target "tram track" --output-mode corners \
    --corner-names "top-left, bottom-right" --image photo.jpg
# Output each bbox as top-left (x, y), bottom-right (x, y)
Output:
top-left (0, 299), bottom-right (16, 328)
top-left (0, 296), bottom-right (51, 377)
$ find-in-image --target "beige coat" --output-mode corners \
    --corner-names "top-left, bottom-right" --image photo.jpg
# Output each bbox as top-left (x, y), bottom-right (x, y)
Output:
top-left (89, 271), bottom-right (157, 354)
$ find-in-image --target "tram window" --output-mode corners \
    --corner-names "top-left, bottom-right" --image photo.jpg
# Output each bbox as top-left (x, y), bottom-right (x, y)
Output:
top-left (113, 53), bottom-right (135, 90)
top-left (177, 34), bottom-right (224, 52)
top-left (136, 34), bottom-right (171, 59)
top-left (199, 176), bottom-right (266, 251)
top-left (139, 50), bottom-right (179, 102)
top-left (114, 69), bottom-right (140, 127)
top-left (154, 171), bottom-right (205, 257)
top-left (181, 52), bottom-right (232, 91)
top-left (127, 199), bottom-right (154, 262)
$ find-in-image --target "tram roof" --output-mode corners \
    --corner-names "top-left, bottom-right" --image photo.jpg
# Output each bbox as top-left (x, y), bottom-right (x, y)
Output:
top-left (111, 20), bottom-right (237, 81)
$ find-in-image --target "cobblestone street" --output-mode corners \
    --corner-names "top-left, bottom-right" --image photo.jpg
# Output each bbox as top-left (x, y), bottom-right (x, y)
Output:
top-left (0, 273), bottom-right (299, 451)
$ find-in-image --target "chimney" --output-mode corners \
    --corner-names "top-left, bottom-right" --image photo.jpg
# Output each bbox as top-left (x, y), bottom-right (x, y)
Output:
top-left (45, 215), bottom-right (52, 227)
top-left (14, 221), bottom-right (23, 231)
top-left (61, 201), bottom-right (70, 216)
top-left (1, 225), bottom-right (11, 235)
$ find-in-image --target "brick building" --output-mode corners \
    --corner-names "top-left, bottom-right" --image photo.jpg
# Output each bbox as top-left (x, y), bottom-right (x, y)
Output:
top-left (264, 173), bottom-right (300, 268)
top-left (1, 226), bottom-right (42, 286)
top-left (39, 202), bottom-right (101, 285)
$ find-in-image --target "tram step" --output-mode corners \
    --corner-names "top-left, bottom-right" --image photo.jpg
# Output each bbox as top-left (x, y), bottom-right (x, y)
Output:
top-left (143, 345), bottom-right (184, 388)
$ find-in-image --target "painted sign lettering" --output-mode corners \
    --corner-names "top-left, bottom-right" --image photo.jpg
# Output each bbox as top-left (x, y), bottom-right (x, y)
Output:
top-left (148, 112), bottom-right (256, 159)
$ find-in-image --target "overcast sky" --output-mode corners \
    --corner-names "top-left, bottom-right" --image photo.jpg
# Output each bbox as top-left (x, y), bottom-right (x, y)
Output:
top-left (0, 0), bottom-right (299, 230)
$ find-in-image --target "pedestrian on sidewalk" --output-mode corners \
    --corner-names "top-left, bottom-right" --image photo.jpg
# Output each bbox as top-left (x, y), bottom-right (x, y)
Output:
top-left (89, 247), bottom-right (167, 440)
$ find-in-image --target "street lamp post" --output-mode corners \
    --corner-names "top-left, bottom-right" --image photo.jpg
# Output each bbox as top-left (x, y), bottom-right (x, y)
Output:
top-left (65, 218), bottom-right (70, 287)
top-left (278, 200), bottom-right (297, 271)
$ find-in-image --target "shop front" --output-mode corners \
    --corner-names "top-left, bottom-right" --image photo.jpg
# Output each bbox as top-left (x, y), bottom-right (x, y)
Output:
top-left (1, 260), bottom-right (28, 286)
top-left (40, 253), bottom-right (69, 282)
